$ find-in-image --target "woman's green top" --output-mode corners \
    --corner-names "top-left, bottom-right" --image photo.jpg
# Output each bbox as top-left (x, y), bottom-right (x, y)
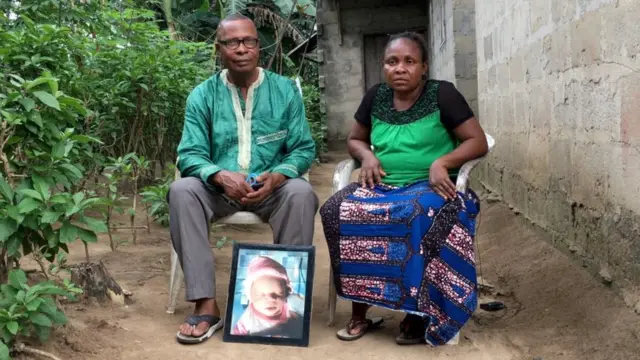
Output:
top-left (355, 80), bottom-right (475, 187)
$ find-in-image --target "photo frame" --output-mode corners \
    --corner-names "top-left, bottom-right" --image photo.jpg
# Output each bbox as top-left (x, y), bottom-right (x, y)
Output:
top-left (223, 243), bottom-right (315, 347)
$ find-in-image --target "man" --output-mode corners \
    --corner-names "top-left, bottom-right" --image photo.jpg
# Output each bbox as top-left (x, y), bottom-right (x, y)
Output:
top-left (169, 14), bottom-right (318, 344)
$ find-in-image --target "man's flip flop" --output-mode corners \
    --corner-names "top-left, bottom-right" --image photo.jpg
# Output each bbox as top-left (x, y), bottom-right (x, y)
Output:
top-left (176, 314), bottom-right (223, 345)
top-left (336, 317), bottom-right (384, 341)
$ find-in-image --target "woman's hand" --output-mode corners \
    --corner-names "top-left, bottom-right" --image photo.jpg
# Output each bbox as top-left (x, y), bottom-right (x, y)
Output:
top-left (429, 159), bottom-right (457, 201)
top-left (359, 153), bottom-right (387, 188)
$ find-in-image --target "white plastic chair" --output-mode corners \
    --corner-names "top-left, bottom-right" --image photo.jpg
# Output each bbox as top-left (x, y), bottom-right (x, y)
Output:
top-left (326, 133), bottom-right (495, 345)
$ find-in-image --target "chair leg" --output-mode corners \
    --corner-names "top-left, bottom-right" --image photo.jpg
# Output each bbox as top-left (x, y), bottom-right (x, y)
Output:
top-left (446, 332), bottom-right (460, 345)
top-left (327, 267), bottom-right (337, 326)
top-left (167, 246), bottom-right (184, 314)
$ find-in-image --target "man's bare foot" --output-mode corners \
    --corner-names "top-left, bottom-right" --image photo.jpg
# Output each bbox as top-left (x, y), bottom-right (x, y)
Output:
top-left (179, 298), bottom-right (220, 337)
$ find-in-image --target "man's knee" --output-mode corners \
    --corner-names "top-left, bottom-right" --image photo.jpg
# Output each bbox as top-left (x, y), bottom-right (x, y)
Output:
top-left (281, 178), bottom-right (319, 209)
top-left (168, 177), bottom-right (206, 204)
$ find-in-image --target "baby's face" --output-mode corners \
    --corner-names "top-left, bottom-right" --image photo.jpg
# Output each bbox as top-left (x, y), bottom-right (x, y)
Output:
top-left (250, 276), bottom-right (287, 318)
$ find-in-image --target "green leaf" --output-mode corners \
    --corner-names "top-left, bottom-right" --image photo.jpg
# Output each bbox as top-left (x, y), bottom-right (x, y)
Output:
top-left (6, 321), bottom-right (18, 335)
top-left (0, 219), bottom-right (18, 243)
top-left (32, 91), bottom-right (60, 110)
top-left (41, 211), bottom-right (62, 225)
top-left (8, 270), bottom-right (27, 289)
top-left (17, 197), bottom-right (40, 214)
top-left (48, 309), bottom-right (67, 325)
top-left (38, 298), bottom-right (57, 316)
top-left (6, 236), bottom-right (20, 257)
top-left (25, 298), bottom-right (42, 312)
top-left (51, 142), bottom-right (65, 159)
top-left (58, 221), bottom-right (78, 244)
top-left (29, 313), bottom-right (52, 327)
top-left (73, 192), bottom-right (84, 205)
top-left (49, 194), bottom-right (68, 204)
top-left (6, 205), bottom-right (24, 223)
top-left (19, 189), bottom-right (42, 201)
top-left (32, 174), bottom-right (51, 201)
top-left (64, 205), bottom-right (81, 218)
top-left (35, 324), bottom-right (51, 342)
top-left (24, 76), bottom-right (57, 91)
top-left (19, 97), bottom-right (36, 111)
top-left (71, 134), bottom-right (102, 144)
top-left (82, 217), bottom-right (108, 233)
top-left (78, 228), bottom-right (97, 243)
top-left (0, 175), bottom-right (13, 202)
top-left (60, 164), bottom-right (82, 179)
top-left (0, 341), bottom-right (9, 360)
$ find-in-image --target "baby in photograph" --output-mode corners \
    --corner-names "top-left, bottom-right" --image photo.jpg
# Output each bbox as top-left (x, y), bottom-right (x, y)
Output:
top-left (231, 256), bottom-right (304, 338)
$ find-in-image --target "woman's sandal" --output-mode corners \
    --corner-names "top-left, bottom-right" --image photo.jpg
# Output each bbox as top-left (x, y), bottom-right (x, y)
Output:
top-left (176, 314), bottom-right (224, 345)
top-left (336, 317), bottom-right (384, 341)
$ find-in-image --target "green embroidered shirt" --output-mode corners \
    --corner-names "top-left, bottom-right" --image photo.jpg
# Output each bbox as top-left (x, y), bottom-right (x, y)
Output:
top-left (177, 68), bottom-right (316, 183)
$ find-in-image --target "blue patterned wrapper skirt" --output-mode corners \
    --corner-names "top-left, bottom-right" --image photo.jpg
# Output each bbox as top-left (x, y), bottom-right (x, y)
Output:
top-left (319, 180), bottom-right (480, 345)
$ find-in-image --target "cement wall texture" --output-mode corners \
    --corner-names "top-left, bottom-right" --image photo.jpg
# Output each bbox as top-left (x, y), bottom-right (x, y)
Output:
top-left (317, 0), bottom-right (429, 141)
top-left (429, 0), bottom-right (478, 115)
top-left (475, 0), bottom-right (640, 308)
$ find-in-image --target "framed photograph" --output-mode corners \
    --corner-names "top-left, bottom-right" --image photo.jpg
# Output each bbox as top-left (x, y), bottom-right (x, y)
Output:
top-left (222, 243), bottom-right (315, 347)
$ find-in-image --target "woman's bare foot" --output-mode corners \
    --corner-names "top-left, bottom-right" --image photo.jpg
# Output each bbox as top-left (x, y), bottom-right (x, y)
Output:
top-left (347, 302), bottom-right (370, 335)
top-left (179, 298), bottom-right (220, 337)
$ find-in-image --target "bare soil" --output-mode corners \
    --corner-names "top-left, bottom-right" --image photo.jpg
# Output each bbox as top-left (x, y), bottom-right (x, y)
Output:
top-left (16, 151), bottom-right (640, 360)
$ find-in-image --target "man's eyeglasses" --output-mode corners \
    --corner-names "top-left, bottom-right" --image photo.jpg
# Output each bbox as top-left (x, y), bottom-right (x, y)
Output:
top-left (218, 37), bottom-right (259, 50)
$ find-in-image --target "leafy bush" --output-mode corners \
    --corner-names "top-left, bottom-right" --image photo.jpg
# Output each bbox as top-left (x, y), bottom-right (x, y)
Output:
top-left (0, 73), bottom-right (108, 278)
top-left (140, 164), bottom-right (175, 227)
top-left (1, 1), bottom-right (213, 169)
top-left (0, 269), bottom-right (82, 359)
top-left (301, 82), bottom-right (327, 158)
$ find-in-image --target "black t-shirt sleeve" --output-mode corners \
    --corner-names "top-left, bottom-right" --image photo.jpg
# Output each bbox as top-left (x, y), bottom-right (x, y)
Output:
top-left (437, 81), bottom-right (475, 130)
top-left (354, 84), bottom-right (382, 128)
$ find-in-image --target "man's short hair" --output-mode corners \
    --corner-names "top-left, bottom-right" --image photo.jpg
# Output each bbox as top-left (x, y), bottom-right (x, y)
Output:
top-left (216, 12), bottom-right (254, 39)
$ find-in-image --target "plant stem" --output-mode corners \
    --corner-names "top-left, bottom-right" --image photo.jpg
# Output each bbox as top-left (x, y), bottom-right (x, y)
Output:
top-left (131, 177), bottom-right (137, 244)
top-left (84, 241), bottom-right (90, 263)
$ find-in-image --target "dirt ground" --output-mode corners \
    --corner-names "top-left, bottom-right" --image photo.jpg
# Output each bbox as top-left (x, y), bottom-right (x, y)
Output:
top-left (18, 151), bottom-right (640, 360)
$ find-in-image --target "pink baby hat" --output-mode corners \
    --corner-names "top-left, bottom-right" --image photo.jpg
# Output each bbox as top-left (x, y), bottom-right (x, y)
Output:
top-left (244, 256), bottom-right (292, 295)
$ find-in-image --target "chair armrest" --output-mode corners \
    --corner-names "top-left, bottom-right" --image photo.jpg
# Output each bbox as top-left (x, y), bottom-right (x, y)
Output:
top-left (332, 159), bottom-right (360, 194)
top-left (455, 133), bottom-right (495, 193)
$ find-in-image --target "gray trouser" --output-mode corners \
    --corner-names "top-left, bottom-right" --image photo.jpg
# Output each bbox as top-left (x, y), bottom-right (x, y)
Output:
top-left (168, 177), bottom-right (319, 301)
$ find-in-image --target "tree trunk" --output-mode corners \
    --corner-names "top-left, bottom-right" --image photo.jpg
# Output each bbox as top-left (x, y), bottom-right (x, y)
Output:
top-left (70, 261), bottom-right (130, 305)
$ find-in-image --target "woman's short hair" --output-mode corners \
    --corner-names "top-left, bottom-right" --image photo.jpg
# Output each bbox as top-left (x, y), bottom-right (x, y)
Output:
top-left (386, 31), bottom-right (429, 63)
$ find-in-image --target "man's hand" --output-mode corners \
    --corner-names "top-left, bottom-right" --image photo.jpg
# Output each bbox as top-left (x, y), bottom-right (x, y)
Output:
top-left (429, 158), bottom-right (457, 201)
top-left (211, 170), bottom-right (253, 201)
top-left (241, 172), bottom-right (287, 205)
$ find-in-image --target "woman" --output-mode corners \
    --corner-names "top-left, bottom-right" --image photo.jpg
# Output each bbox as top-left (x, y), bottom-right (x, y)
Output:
top-left (320, 32), bottom-right (489, 346)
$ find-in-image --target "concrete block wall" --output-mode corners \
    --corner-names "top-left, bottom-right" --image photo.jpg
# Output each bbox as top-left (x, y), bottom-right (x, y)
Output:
top-left (429, 0), bottom-right (456, 82)
top-left (429, 0), bottom-right (478, 115)
top-left (475, 0), bottom-right (640, 307)
top-left (317, 0), bottom-right (429, 141)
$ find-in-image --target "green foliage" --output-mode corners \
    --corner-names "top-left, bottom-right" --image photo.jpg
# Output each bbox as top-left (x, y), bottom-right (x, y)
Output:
top-left (0, 269), bottom-right (82, 354)
top-left (2, 0), bottom-right (213, 166)
top-left (301, 81), bottom-right (326, 158)
top-left (140, 165), bottom-right (175, 227)
top-left (0, 74), bottom-right (107, 267)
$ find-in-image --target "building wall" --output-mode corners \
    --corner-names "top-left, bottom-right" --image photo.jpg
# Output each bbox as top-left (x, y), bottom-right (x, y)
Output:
top-left (429, 0), bottom-right (455, 82)
top-left (428, 0), bottom-right (478, 115)
top-left (475, 0), bottom-right (640, 307)
top-left (317, 0), bottom-right (429, 141)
